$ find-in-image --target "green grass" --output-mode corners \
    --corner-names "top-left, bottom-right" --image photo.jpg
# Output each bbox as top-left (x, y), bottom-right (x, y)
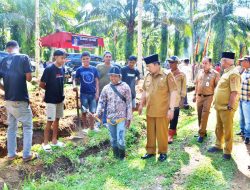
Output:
top-left (20, 108), bottom-right (239, 190)
top-left (184, 155), bottom-right (237, 190)
top-left (22, 110), bottom-right (197, 190)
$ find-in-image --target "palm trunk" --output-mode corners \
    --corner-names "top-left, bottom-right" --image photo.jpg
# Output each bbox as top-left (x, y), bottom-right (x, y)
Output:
top-left (160, 14), bottom-right (168, 63)
top-left (190, 0), bottom-right (194, 64)
top-left (125, 23), bottom-right (134, 60)
top-left (137, 0), bottom-right (143, 74)
top-left (174, 28), bottom-right (181, 56)
top-left (213, 20), bottom-right (226, 63)
top-left (35, 0), bottom-right (40, 78)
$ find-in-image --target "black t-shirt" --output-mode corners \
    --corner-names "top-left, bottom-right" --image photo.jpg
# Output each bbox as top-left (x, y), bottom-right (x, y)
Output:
top-left (41, 64), bottom-right (65, 104)
top-left (121, 66), bottom-right (140, 99)
top-left (0, 54), bottom-right (32, 102)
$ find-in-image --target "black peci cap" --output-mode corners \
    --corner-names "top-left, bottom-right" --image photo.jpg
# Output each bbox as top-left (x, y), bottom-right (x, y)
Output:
top-left (221, 52), bottom-right (235, 59)
top-left (144, 54), bottom-right (159, 64)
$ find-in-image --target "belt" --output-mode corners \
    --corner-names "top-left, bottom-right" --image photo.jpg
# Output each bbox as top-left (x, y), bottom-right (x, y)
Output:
top-left (107, 118), bottom-right (126, 126)
top-left (198, 94), bottom-right (213, 97)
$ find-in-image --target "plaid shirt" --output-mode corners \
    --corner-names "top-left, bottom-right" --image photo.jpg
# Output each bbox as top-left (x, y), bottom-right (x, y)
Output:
top-left (240, 69), bottom-right (250, 101)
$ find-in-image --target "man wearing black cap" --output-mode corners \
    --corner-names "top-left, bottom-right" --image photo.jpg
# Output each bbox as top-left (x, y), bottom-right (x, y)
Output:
top-left (0, 40), bottom-right (35, 162)
top-left (95, 67), bottom-right (132, 160)
top-left (237, 56), bottom-right (250, 144)
top-left (138, 54), bottom-right (177, 162)
top-left (39, 49), bottom-right (67, 151)
top-left (208, 52), bottom-right (241, 160)
top-left (168, 56), bottom-right (186, 144)
top-left (121, 55), bottom-right (140, 110)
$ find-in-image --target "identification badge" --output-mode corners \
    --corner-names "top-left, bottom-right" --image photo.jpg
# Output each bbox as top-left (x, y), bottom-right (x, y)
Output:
top-left (206, 82), bottom-right (209, 87)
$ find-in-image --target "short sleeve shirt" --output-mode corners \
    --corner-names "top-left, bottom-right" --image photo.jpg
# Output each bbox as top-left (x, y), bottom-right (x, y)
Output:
top-left (41, 64), bottom-right (65, 104)
top-left (0, 54), bottom-right (32, 102)
top-left (214, 66), bottom-right (241, 110)
top-left (121, 66), bottom-right (140, 99)
top-left (75, 65), bottom-right (99, 95)
top-left (196, 69), bottom-right (220, 95)
top-left (96, 63), bottom-right (112, 94)
top-left (143, 69), bottom-right (177, 117)
top-left (172, 69), bottom-right (186, 107)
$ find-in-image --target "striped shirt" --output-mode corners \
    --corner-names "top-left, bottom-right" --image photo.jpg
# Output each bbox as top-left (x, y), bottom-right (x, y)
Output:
top-left (240, 69), bottom-right (250, 101)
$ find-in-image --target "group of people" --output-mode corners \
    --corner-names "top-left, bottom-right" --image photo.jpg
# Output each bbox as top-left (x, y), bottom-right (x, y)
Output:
top-left (0, 40), bottom-right (141, 161)
top-left (0, 40), bottom-right (249, 163)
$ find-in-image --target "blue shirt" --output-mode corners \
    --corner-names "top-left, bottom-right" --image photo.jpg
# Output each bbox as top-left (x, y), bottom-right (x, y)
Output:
top-left (121, 66), bottom-right (140, 99)
top-left (75, 65), bottom-right (99, 95)
top-left (41, 64), bottom-right (65, 104)
top-left (0, 54), bottom-right (32, 102)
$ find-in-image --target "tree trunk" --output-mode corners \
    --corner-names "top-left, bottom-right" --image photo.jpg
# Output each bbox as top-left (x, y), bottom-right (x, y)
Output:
top-left (10, 24), bottom-right (22, 45)
top-left (0, 23), bottom-right (6, 50)
top-left (137, 0), bottom-right (143, 74)
top-left (174, 28), bottom-right (181, 56)
top-left (213, 20), bottom-right (226, 63)
top-left (125, 22), bottom-right (134, 60)
top-left (190, 0), bottom-right (194, 64)
top-left (160, 16), bottom-right (168, 63)
top-left (35, 0), bottom-right (40, 78)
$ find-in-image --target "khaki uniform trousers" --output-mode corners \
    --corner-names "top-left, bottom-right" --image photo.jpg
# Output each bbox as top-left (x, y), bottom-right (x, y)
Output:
top-left (197, 95), bottom-right (213, 137)
top-left (146, 116), bottom-right (169, 154)
top-left (215, 110), bottom-right (235, 154)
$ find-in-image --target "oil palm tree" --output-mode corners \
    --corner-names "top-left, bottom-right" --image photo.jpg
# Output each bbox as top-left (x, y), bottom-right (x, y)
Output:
top-left (196, 0), bottom-right (250, 62)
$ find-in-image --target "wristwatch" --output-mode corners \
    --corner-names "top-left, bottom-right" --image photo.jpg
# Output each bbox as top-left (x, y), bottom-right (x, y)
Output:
top-left (227, 105), bottom-right (232, 110)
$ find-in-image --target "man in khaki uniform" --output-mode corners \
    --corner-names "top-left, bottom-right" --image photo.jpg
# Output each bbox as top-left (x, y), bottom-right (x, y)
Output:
top-left (208, 52), bottom-right (241, 160)
top-left (138, 54), bottom-right (177, 162)
top-left (193, 57), bottom-right (220, 143)
top-left (168, 56), bottom-right (186, 144)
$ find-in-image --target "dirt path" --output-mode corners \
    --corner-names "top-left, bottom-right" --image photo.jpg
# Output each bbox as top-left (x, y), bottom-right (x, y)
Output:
top-left (170, 92), bottom-right (250, 189)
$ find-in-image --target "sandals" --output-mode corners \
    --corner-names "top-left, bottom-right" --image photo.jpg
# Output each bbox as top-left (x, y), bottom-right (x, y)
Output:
top-left (42, 144), bottom-right (52, 152)
top-left (7, 154), bottom-right (21, 161)
top-left (23, 153), bottom-right (38, 162)
top-left (51, 141), bottom-right (65, 147)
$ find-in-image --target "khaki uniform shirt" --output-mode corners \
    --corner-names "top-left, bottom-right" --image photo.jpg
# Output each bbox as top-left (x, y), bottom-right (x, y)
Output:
top-left (172, 69), bottom-right (186, 107)
top-left (196, 69), bottom-right (220, 95)
top-left (214, 66), bottom-right (241, 111)
top-left (143, 69), bottom-right (177, 117)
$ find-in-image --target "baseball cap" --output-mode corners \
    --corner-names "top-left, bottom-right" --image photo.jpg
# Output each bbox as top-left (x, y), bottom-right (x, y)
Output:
top-left (108, 66), bottom-right (121, 76)
top-left (53, 49), bottom-right (68, 56)
top-left (167, 56), bottom-right (180, 63)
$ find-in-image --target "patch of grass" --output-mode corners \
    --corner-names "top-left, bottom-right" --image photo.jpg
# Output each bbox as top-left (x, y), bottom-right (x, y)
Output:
top-left (185, 153), bottom-right (237, 190)
top-left (22, 107), bottom-right (239, 190)
top-left (185, 162), bottom-right (227, 190)
top-left (23, 111), bottom-right (197, 189)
